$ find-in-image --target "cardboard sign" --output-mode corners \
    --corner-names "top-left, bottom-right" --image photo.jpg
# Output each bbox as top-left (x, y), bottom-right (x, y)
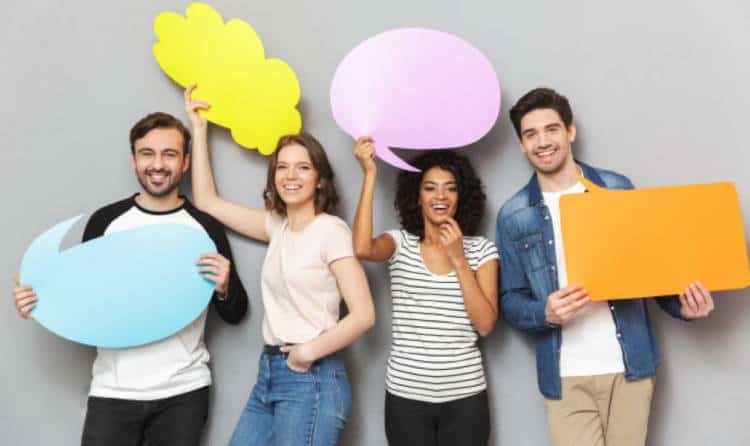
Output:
top-left (20, 216), bottom-right (217, 347)
top-left (154, 2), bottom-right (301, 155)
top-left (330, 28), bottom-right (500, 171)
top-left (561, 178), bottom-right (750, 300)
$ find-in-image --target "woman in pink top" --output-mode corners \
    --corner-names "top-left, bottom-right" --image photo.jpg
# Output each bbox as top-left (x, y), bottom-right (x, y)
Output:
top-left (184, 86), bottom-right (375, 446)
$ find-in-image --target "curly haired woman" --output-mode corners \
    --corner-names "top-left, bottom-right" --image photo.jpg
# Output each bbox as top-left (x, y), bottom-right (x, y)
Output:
top-left (352, 137), bottom-right (499, 446)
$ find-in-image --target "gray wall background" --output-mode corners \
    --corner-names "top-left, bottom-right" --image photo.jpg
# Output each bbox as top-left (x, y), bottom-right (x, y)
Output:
top-left (2, 1), bottom-right (749, 444)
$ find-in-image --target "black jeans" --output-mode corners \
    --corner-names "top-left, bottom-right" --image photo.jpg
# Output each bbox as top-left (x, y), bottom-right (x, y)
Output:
top-left (81, 386), bottom-right (209, 446)
top-left (385, 390), bottom-right (490, 446)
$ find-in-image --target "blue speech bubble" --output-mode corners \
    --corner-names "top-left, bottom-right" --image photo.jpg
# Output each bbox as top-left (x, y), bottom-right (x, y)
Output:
top-left (20, 215), bottom-right (217, 348)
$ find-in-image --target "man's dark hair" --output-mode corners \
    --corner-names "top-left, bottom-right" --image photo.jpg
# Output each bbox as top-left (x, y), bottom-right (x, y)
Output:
top-left (395, 150), bottom-right (486, 240)
top-left (129, 112), bottom-right (192, 155)
top-left (509, 88), bottom-right (574, 137)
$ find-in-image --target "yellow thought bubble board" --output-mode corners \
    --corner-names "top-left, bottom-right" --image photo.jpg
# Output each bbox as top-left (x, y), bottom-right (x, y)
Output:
top-left (560, 178), bottom-right (750, 301)
top-left (153, 2), bottom-right (301, 155)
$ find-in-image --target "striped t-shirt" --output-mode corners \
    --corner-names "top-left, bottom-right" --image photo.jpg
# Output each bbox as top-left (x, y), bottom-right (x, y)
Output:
top-left (385, 229), bottom-right (500, 403)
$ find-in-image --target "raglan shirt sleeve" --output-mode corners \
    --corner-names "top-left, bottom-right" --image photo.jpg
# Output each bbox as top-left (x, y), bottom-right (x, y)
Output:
top-left (82, 210), bottom-right (109, 242)
top-left (191, 209), bottom-right (249, 325)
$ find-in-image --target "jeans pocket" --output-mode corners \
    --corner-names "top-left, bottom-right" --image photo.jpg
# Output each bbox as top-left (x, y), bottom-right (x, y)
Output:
top-left (284, 357), bottom-right (313, 377)
top-left (331, 368), bottom-right (352, 422)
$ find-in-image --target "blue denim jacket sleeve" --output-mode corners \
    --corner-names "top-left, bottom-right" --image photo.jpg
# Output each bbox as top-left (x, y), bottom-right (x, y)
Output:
top-left (497, 210), bottom-right (552, 332)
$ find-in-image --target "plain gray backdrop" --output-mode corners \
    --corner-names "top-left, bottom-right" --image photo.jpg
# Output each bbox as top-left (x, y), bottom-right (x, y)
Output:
top-left (2, 1), bottom-right (749, 444)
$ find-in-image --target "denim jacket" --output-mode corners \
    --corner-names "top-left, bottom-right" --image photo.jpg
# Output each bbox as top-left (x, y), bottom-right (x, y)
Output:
top-left (496, 161), bottom-right (685, 399)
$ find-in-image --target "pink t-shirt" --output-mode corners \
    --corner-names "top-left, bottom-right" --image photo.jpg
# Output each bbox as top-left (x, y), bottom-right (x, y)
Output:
top-left (261, 211), bottom-right (354, 345)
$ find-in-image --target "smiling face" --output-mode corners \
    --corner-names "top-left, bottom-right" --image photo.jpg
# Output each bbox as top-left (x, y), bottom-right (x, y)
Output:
top-left (518, 108), bottom-right (576, 175)
top-left (131, 127), bottom-right (189, 198)
top-left (419, 167), bottom-right (459, 226)
top-left (273, 143), bottom-right (319, 210)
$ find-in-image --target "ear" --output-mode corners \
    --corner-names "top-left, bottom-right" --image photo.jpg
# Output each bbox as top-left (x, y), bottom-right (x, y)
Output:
top-left (182, 153), bottom-right (191, 173)
top-left (568, 123), bottom-right (577, 144)
top-left (130, 153), bottom-right (137, 169)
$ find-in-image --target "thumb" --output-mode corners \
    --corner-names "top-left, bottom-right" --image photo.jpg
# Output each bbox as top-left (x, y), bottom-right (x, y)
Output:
top-left (11, 275), bottom-right (19, 287)
top-left (280, 345), bottom-right (291, 353)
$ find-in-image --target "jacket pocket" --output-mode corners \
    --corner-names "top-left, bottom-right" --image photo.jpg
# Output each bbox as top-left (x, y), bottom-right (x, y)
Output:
top-left (514, 232), bottom-right (547, 272)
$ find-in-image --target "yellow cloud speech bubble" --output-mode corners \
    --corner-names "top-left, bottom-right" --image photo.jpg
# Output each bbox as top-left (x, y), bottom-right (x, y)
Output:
top-left (153, 2), bottom-right (301, 155)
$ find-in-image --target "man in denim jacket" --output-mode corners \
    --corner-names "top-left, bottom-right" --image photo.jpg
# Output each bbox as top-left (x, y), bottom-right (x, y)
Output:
top-left (496, 88), bottom-right (714, 446)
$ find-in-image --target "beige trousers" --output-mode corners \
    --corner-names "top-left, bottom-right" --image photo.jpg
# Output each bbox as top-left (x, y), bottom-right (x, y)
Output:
top-left (545, 373), bottom-right (655, 446)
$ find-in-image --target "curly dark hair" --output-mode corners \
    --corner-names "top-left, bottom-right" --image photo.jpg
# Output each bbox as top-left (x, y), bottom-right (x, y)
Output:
top-left (395, 150), bottom-right (486, 239)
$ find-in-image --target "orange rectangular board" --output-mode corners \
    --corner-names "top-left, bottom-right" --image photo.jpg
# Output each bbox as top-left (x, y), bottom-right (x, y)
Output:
top-left (560, 180), bottom-right (750, 301)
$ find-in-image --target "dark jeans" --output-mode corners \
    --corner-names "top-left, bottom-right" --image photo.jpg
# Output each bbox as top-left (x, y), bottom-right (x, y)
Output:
top-left (385, 390), bottom-right (490, 446)
top-left (81, 386), bottom-right (209, 446)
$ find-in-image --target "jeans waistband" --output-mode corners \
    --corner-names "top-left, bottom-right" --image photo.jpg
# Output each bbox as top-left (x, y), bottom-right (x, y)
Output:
top-left (262, 344), bottom-right (341, 361)
top-left (263, 344), bottom-right (292, 355)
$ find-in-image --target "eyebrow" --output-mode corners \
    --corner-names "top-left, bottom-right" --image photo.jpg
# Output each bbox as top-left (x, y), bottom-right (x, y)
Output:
top-left (423, 180), bottom-right (457, 186)
top-left (278, 160), bottom-right (312, 166)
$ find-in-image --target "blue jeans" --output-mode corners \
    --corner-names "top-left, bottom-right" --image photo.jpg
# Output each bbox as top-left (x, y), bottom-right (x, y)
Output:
top-left (229, 350), bottom-right (352, 446)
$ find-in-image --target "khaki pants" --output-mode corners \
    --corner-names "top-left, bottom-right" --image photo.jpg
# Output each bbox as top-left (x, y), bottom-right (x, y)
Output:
top-left (545, 373), bottom-right (655, 446)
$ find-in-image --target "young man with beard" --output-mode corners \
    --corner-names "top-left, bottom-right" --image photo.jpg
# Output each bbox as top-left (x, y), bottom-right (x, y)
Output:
top-left (495, 88), bottom-right (714, 446)
top-left (12, 112), bottom-right (248, 446)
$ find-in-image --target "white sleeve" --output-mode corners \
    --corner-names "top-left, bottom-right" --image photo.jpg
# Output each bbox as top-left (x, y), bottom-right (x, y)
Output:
top-left (473, 237), bottom-right (500, 270)
top-left (384, 229), bottom-right (402, 264)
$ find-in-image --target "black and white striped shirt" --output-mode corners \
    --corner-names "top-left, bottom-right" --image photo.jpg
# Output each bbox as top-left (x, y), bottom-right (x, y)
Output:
top-left (385, 229), bottom-right (499, 403)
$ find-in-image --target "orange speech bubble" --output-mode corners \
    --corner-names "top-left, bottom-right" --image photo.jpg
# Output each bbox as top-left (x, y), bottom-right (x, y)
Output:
top-left (560, 178), bottom-right (750, 301)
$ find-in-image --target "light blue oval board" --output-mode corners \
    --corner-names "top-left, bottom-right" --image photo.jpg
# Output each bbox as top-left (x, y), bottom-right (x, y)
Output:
top-left (20, 215), bottom-right (217, 348)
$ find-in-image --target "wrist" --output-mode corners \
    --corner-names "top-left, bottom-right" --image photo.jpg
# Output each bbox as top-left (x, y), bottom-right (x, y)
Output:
top-left (451, 255), bottom-right (470, 270)
top-left (215, 283), bottom-right (228, 300)
top-left (296, 342), bottom-right (316, 363)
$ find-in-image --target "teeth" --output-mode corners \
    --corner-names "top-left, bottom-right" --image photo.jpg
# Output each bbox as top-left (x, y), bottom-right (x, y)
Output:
top-left (284, 185), bottom-right (301, 190)
top-left (432, 204), bottom-right (448, 210)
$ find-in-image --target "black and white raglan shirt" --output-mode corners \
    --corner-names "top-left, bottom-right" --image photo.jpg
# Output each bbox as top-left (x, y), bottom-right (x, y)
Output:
top-left (82, 194), bottom-right (248, 401)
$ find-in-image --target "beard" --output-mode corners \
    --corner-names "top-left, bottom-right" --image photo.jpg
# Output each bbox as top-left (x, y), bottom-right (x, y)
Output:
top-left (528, 148), bottom-right (570, 175)
top-left (532, 157), bottom-right (567, 175)
top-left (136, 168), bottom-right (183, 198)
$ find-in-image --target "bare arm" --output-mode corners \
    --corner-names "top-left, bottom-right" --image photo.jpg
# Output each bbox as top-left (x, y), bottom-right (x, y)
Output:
top-left (351, 136), bottom-right (396, 261)
top-left (455, 259), bottom-right (499, 337)
top-left (185, 85), bottom-right (268, 242)
top-left (283, 256), bottom-right (376, 370)
top-left (441, 219), bottom-right (498, 337)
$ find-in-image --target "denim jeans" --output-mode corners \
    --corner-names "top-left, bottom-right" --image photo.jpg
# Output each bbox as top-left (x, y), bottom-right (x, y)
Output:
top-left (228, 350), bottom-right (352, 446)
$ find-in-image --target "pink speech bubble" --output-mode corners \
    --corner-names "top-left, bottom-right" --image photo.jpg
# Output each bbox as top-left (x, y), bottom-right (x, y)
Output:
top-left (330, 28), bottom-right (501, 171)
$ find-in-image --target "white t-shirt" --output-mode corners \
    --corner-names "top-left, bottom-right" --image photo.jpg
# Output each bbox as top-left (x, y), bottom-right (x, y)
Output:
top-left (543, 182), bottom-right (625, 377)
top-left (261, 212), bottom-right (354, 345)
top-left (90, 202), bottom-right (210, 400)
